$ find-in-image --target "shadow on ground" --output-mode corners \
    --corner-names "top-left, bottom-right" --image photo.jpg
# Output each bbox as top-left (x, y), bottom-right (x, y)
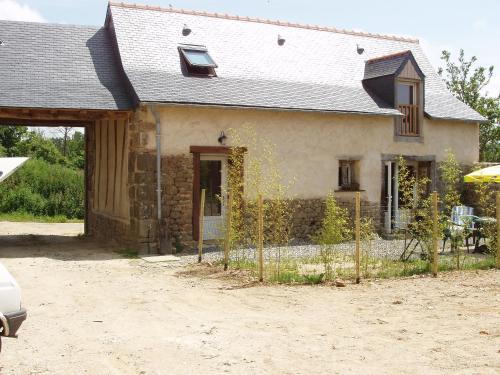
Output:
top-left (0, 234), bottom-right (122, 261)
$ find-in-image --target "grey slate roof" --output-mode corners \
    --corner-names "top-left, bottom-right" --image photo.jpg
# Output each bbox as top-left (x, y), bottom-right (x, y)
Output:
top-left (0, 20), bottom-right (132, 111)
top-left (108, 3), bottom-right (483, 122)
top-left (363, 50), bottom-right (424, 80)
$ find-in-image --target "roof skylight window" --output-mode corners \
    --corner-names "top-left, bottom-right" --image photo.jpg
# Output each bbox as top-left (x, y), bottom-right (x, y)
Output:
top-left (178, 45), bottom-right (217, 76)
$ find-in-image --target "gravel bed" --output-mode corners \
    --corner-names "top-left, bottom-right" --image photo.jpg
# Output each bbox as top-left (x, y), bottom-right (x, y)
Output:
top-left (179, 239), bottom-right (434, 265)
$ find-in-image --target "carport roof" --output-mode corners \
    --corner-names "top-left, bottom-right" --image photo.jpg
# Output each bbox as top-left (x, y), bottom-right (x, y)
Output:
top-left (0, 20), bottom-right (133, 111)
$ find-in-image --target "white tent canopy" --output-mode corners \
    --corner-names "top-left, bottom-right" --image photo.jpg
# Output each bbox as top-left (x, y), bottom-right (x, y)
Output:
top-left (0, 157), bottom-right (29, 183)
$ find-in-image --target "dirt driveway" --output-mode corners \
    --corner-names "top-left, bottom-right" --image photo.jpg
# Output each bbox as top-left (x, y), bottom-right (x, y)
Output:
top-left (0, 224), bottom-right (499, 374)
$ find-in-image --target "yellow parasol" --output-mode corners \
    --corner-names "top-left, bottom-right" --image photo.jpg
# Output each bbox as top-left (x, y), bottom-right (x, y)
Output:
top-left (463, 165), bottom-right (500, 183)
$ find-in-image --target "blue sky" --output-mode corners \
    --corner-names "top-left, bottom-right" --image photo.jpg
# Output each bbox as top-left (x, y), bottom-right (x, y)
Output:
top-left (1, 0), bottom-right (499, 95)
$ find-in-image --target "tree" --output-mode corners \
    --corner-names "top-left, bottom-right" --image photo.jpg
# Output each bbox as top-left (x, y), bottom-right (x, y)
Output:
top-left (13, 131), bottom-right (66, 165)
top-left (0, 126), bottom-right (28, 156)
top-left (54, 127), bottom-right (74, 157)
top-left (438, 49), bottom-right (500, 161)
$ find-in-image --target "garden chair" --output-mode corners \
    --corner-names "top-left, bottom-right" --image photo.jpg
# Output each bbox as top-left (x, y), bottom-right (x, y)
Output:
top-left (442, 206), bottom-right (475, 253)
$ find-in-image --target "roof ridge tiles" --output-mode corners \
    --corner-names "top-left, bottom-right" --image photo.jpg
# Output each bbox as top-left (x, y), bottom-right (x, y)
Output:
top-left (366, 50), bottom-right (412, 63)
top-left (109, 1), bottom-right (419, 43)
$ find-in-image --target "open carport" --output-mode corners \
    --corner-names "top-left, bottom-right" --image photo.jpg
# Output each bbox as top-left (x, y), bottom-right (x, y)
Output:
top-left (0, 20), bottom-right (132, 241)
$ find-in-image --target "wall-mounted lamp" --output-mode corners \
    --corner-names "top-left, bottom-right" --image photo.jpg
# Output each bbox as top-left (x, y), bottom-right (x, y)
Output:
top-left (182, 24), bottom-right (192, 36)
top-left (356, 44), bottom-right (365, 55)
top-left (277, 34), bottom-right (286, 46)
top-left (218, 131), bottom-right (227, 145)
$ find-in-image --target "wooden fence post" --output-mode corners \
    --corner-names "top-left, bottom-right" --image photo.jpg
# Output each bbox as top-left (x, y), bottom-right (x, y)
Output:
top-left (432, 191), bottom-right (439, 277)
top-left (223, 190), bottom-right (233, 271)
top-left (355, 192), bottom-right (361, 284)
top-left (198, 189), bottom-right (206, 263)
top-left (257, 194), bottom-right (264, 282)
top-left (258, 194), bottom-right (264, 282)
top-left (496, 192), bottom-right (500, 269)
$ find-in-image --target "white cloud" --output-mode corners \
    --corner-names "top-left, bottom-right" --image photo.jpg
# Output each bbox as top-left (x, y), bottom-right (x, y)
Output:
top-left (0, 0), bottom-right (45, 22)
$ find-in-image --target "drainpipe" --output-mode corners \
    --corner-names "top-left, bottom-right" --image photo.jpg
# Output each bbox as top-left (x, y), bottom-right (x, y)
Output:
top-left (150, 105), bottom-right (164, 254)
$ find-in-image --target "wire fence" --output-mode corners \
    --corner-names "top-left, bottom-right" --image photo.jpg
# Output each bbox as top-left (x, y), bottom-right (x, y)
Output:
top-left (194, 190), bottom-right (499, 284)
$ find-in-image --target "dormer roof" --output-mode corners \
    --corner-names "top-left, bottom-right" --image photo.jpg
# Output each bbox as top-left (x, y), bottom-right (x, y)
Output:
top-left (364, 50), bottom-right (425, 81)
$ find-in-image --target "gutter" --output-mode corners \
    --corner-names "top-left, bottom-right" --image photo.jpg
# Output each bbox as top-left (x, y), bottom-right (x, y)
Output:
top-left (140, 101), bottom-right (404, 118)
top-left (150, 105), bottom-right (165, 254)
top-left (424, 112), bottom-right (486, 124)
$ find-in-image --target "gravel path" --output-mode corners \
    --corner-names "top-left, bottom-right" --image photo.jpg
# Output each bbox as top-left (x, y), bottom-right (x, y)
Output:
top-left (181, 239), bottom-right (430, 264)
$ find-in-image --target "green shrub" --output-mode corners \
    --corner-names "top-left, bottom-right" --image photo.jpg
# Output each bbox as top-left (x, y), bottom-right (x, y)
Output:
top-left (0, 158), bottom-right (84, 219)
top-left (313, 193), bottom-right (352, 245)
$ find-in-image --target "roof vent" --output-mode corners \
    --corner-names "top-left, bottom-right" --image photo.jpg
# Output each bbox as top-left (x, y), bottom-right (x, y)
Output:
top-left (277, 34), bottom-right (285, 46)
top-left (182, 24), bottom-right (191, 36)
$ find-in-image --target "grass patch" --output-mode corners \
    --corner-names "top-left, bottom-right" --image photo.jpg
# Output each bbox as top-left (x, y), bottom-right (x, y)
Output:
top-left (115, 248), bottom-right (139, 259)
top-left (214, 246), bottom-right (497, 285)
top-left (0, 211), bottom-right (83, 223)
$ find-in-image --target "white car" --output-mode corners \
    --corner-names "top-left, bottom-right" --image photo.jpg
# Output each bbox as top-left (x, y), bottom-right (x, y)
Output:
top-left (0, 157), bottom-right (29, 351)
top-left (0, 263), bottom-right (27, 351)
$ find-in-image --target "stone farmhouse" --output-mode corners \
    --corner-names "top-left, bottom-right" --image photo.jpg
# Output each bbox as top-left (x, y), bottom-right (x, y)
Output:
top-left (0, 2), bottom-right (483, 250)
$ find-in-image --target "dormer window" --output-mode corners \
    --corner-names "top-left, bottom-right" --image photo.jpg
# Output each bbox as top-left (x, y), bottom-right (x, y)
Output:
top-left (178, 45), bottom-right (217, 76)
top-left (363, 50), bottom-right (425, 139)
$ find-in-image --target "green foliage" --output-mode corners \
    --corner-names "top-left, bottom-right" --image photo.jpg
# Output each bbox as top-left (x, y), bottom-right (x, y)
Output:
top-left (0, 212), bottom-right (82, 223)
top-left (51, 130), bottom-right (86, 169)
top-left (0, 126), bottom-right (28, 156)
top-left (13, 131), bottom-right (66, 165)
top-left (396, 156), bottom-right (435, 259)
top-left (0, 126), bottom-right (85, 220)
top-left (0, 126), bottom-right (85, 169)
top-left (438, 50), bottom-right (500, 161)
top-left (226, 126), bottom-right (295, 249)
top-left (312, 193), bottom-right (352, 281)
top-left (0, 158), bottom-right (84, 219)
top-left (439, 149), bottom-right (462, 217)
top-left (470, 175), bottom-right (497, 255)
top-left (438, 150), bottom-right (469, 262)
top-left (313, 193), bottom-right (352, 245)
top-left (396, 157), bottom-right (416, 210)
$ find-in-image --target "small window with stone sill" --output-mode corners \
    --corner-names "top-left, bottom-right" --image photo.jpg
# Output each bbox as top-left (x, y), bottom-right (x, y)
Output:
top-left (338, 160), bottom-right (360, 191)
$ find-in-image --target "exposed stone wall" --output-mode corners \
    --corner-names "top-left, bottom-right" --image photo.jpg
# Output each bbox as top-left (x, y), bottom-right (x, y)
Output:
top-left (290, 199), bottom-right (324, 240)
top-left (289, 198), bottom-right (382, 241)
top-left (161, 154), bottom-right (194, 250)
top-left (87, 212), bottom-right (133, 244)
top-left (127, 109), bottom-right (195, 250)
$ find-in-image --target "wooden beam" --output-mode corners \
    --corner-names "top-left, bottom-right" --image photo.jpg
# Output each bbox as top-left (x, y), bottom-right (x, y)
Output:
top-left (189, 145), bottom-right (248, 154)
top-left (0, 107), bottom-right (132, 124)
